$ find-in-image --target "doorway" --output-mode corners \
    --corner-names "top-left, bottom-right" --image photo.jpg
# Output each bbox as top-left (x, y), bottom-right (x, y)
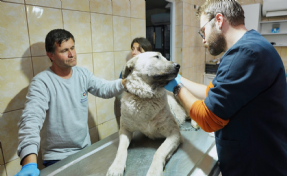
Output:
top-left (145, 0), bottom-right (173, 61)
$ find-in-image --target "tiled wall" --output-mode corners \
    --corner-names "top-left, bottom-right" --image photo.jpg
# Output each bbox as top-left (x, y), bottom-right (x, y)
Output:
top-left (0, 0), bottom-right (145, 175)
top-left (1, 0), bottom-right (286, 175)
top-left (175, 0), bottom-right (206, 84)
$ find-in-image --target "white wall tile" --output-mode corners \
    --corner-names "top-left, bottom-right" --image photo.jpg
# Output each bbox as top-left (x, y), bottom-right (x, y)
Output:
top-left (0, 2), bottom-right (30, 58)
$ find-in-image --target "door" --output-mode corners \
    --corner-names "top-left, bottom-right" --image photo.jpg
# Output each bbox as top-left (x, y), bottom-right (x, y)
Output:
top-left (146, 25), bottom-right (171, 60)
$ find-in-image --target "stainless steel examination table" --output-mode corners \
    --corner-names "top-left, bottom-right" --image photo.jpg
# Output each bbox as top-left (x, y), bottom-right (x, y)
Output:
top-left (40, 122), bottom-right (220, 176)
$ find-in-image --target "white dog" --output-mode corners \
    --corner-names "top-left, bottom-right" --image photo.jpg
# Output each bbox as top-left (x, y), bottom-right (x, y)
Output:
top-left (107, 52), bottom-right (184, 176)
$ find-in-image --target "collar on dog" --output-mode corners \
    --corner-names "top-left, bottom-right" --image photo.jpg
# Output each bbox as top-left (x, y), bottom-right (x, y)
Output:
top-left (173, 83), bottom-right (184, 96)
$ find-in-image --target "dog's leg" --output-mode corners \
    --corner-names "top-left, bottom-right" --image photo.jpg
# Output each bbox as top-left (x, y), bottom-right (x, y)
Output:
top-left (106, 128), bottom-right (132, 176)
top-left (191, 119), bottom-right (200, 130)
top-left (146, 131), bottom-right (182, 176)
top-left (114, 94), bottom-right (122, 128)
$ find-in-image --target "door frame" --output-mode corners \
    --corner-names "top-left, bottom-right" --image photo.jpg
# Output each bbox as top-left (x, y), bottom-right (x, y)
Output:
top-left (165, 0), bottom-right (175, 62)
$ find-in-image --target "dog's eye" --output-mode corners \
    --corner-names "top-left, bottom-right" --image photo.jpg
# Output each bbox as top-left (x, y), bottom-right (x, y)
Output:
top-left (155, 55), bottom-right (159, 59)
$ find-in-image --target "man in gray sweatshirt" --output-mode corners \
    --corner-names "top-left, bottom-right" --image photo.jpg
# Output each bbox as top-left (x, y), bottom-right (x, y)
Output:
top-left (16, 29), bottom-right (127, 176)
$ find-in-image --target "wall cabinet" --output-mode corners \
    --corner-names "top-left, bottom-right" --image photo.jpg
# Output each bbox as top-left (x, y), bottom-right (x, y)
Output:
top-left (242, 3), bottom-right (261, 32)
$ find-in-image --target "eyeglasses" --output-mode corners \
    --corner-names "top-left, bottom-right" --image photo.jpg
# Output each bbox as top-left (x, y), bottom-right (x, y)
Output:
top-left (198, 18), bottom-right (215, 39)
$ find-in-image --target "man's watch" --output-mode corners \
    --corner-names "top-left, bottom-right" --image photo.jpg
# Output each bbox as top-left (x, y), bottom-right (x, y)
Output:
top-left (173, 83), bottom-right (184, 96)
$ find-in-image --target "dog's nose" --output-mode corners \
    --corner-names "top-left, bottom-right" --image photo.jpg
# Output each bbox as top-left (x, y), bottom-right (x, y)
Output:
top-left (173, 63), bottom-right (180, 69)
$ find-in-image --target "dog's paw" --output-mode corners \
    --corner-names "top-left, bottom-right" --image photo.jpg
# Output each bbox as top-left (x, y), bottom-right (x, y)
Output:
top-left (191, 120), bottom-right (200, 130)
top-left (146, 167), bottom-right (163, 176)
top-left (106, 164), bottom-right (125, 176)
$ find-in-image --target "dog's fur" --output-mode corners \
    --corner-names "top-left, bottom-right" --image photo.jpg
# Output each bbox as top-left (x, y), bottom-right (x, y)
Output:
top-left (107, 52), bottom-right (184, 176)
top-left (115, 91), bottom-right (199, 131)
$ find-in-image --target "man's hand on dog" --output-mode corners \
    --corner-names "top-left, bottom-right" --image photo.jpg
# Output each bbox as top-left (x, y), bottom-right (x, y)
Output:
top-left (121, 78), bottom-right (127, 89)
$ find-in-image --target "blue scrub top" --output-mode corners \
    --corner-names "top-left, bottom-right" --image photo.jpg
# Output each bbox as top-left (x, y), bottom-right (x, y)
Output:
top-left (205, 30), bottom-right (287, 175)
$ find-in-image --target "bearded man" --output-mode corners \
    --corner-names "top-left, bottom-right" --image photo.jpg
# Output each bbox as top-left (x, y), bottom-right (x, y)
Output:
top-left (164, 0), bottom-right (287, 175)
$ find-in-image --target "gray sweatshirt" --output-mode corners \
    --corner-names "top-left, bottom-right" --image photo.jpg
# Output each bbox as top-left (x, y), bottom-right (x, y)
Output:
top-left (17, 66), bottom-right (124, 161)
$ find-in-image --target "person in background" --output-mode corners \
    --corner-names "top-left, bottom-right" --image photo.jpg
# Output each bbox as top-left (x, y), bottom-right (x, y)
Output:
top-left (115, 37), bottom-right (153, 126)
top-left (119, 37), bottom-right (153, 79)
top-left (165, 0), bottom-right (287, 175)
top-left (16, 29), bottom-right (127, 176)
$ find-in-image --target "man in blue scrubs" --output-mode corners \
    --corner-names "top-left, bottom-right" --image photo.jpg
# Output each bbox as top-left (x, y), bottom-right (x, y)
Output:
top-left (165, 0), bottom-right (287, 175)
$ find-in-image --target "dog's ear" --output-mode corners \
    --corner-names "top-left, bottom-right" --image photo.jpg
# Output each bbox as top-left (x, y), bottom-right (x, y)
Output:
top-left (122, 56), bottom-right (139, 79)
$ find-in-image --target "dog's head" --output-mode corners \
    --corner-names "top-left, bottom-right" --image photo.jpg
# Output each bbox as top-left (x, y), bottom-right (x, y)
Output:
top-left (122, 52), bottom-right (180, 98)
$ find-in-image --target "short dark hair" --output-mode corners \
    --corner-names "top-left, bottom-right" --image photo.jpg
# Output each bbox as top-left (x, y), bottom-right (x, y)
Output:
top-left (45, 29), bottom-right (75, 61)
top-left (196, 0), bottom-right (245, 26)
top-left (131, 37), bottom-right (152, 52)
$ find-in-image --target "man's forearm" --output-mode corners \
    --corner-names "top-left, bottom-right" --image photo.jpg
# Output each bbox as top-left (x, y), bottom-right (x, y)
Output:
top-left (181, 77), bottom-right (207, 100)
top-left (21, 154), bottom-right (37, 165)
top-left (177, 87), bottom-right (199, 114)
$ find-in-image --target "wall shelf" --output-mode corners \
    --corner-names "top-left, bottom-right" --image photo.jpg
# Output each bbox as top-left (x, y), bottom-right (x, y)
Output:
top-left (242, 4), bottom-right (287, 47)
top-left (260, 20), bottom-right (287, 24)
top-left (261, 32), bottom-right (287, 35)
top-left (260, 20), bottom-right (287, 47)
top-left (273, 45), bottom-right (287, 47)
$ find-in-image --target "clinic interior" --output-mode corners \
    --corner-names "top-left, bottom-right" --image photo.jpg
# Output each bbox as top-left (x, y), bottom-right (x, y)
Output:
top-left (0, 0), bottom-right (287, 175)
